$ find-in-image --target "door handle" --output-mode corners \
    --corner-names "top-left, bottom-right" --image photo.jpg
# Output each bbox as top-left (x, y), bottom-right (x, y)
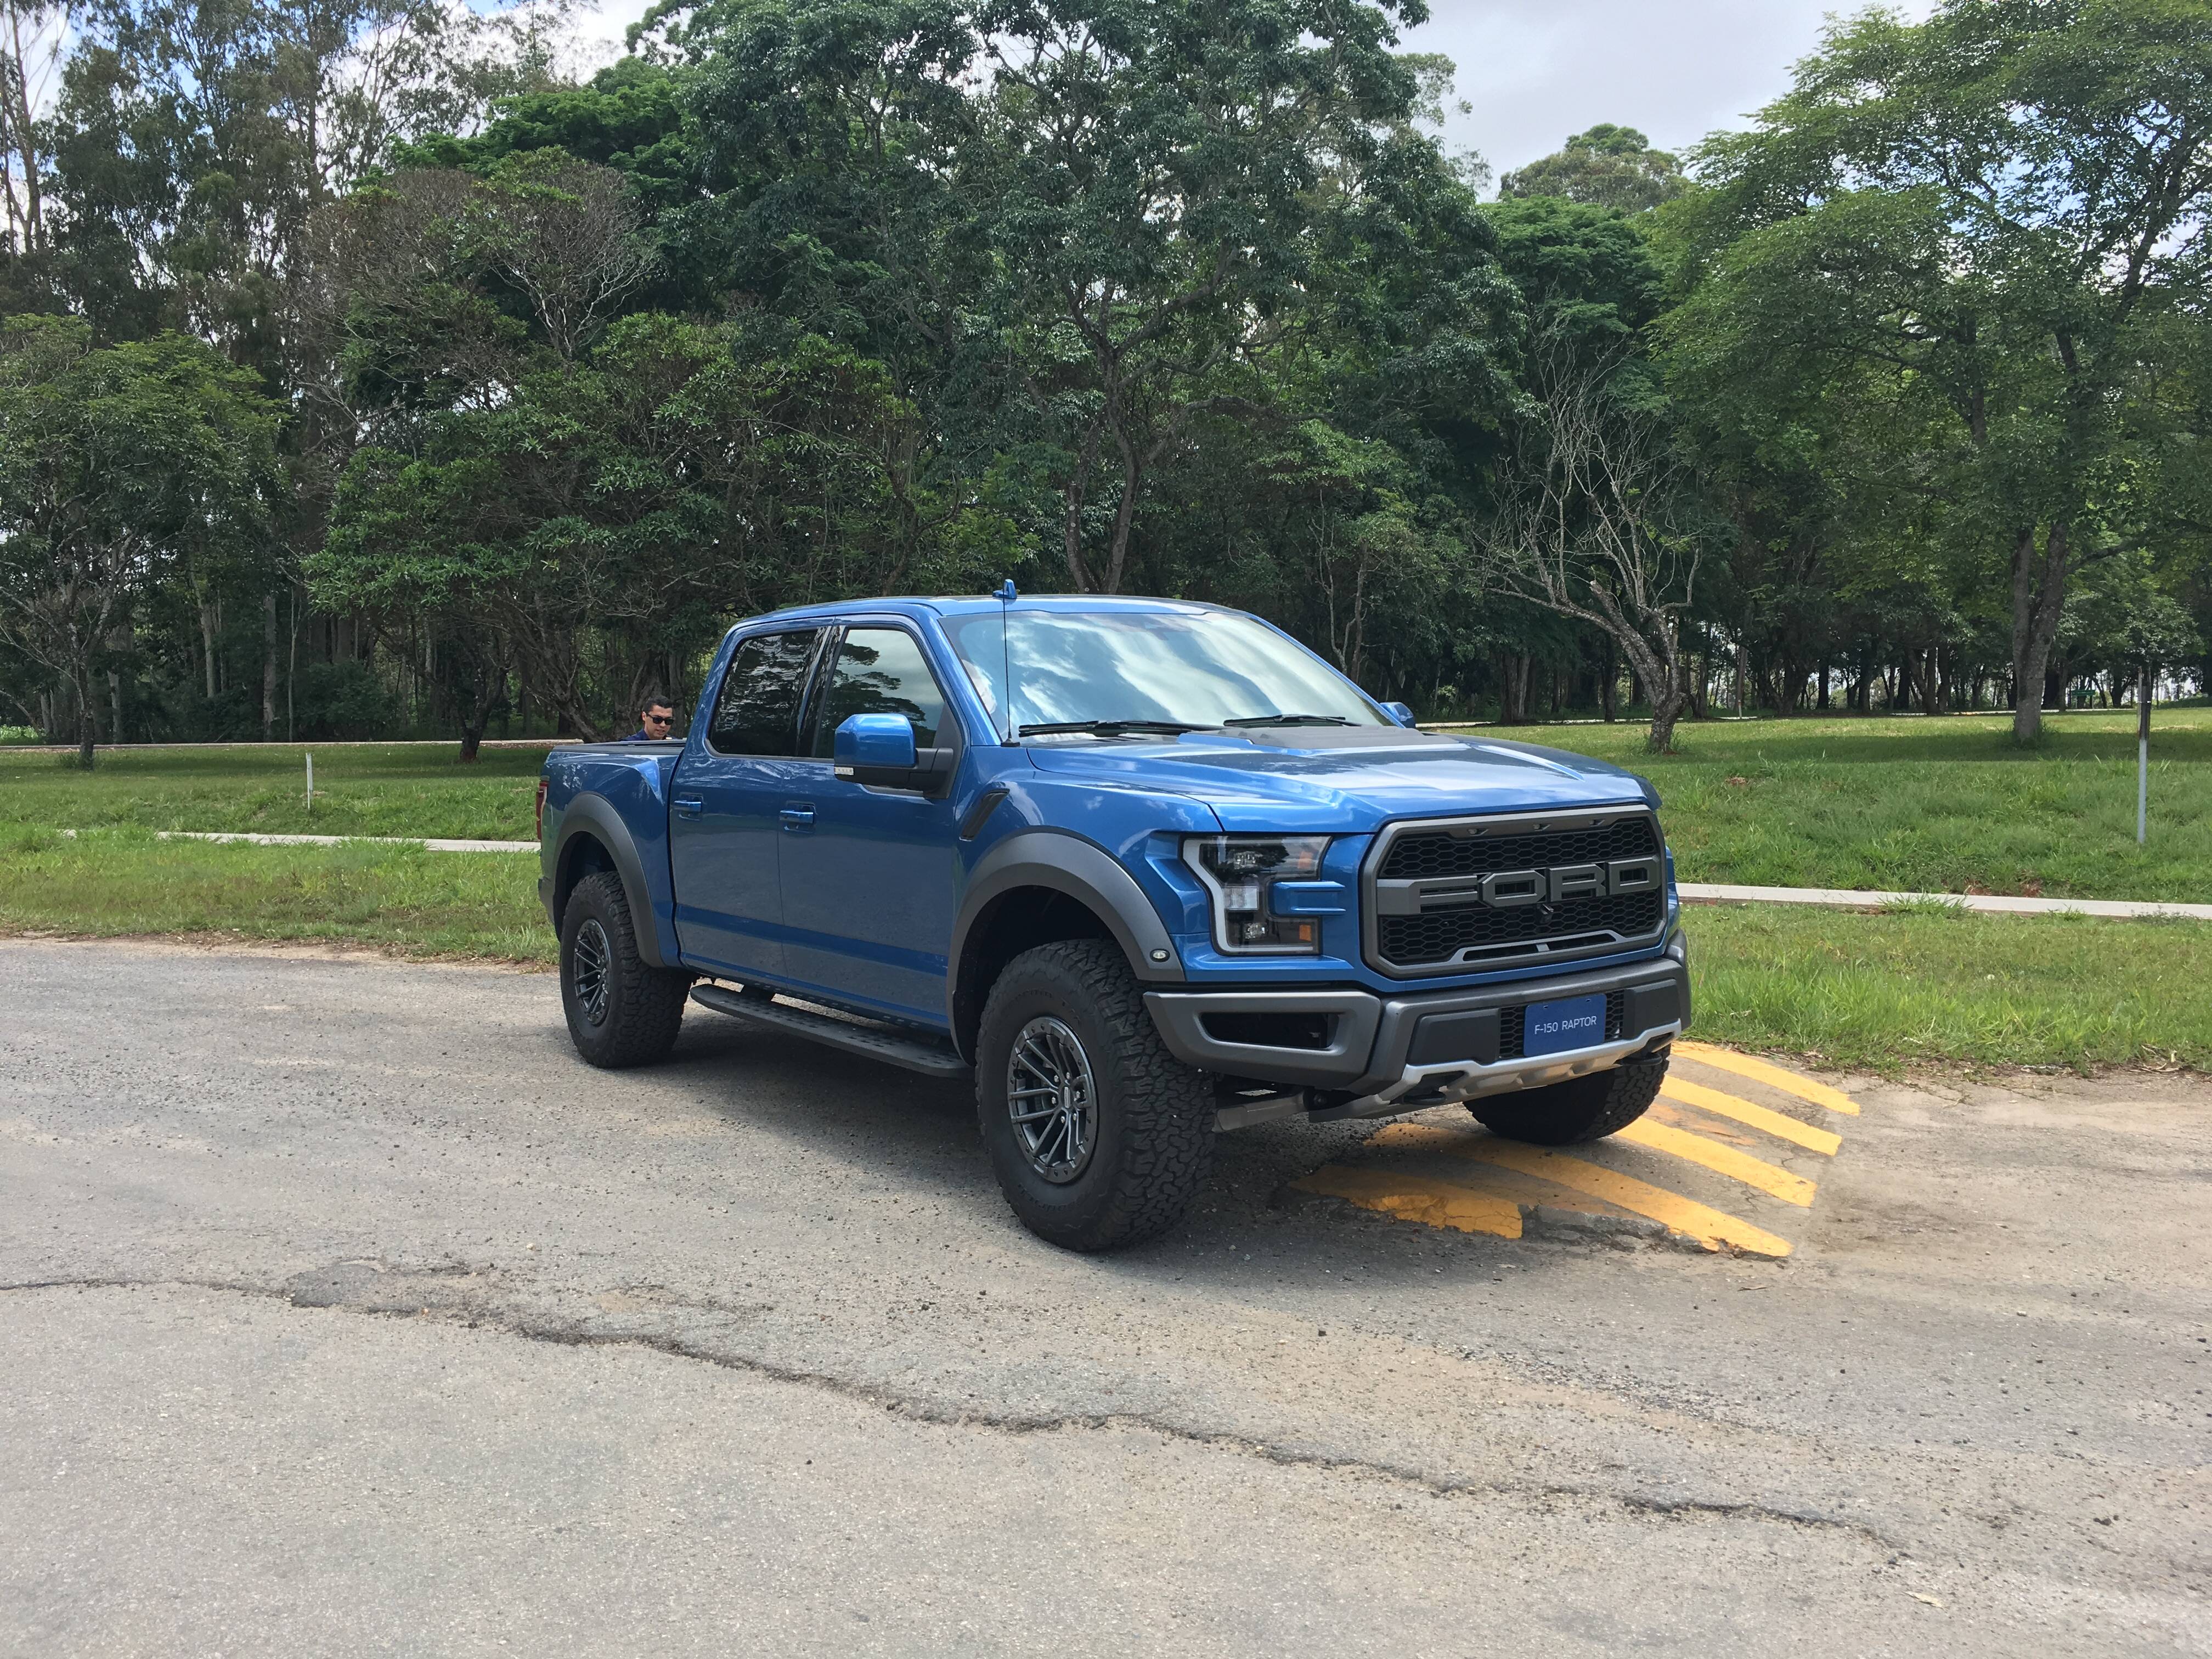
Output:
top-left (779, 803), bottom-right (816, 832)
top-left (672, 795), bottom-right (704, 819)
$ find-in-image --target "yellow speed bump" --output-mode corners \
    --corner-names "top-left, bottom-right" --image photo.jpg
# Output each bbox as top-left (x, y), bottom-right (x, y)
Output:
top-left (1372, 1124), bottom-right (1795, 1257)
top-left (1661, 1077), bottom-right (1843, 1156)
top-left (1613, 1117), bottom-right (1816, 1207)
top-left (1288, 1167), bottom-right (1522, 1238)
top-left (1674, 1041), bottom-right (1860, 1116)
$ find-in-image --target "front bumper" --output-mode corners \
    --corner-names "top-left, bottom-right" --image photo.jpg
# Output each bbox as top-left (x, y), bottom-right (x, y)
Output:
top-left (1144, 936), bottom-right (1689, 1129)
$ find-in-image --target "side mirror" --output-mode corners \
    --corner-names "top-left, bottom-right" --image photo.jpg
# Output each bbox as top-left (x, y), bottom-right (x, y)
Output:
top-left (1379, 701), bottom-right (1417, 728)
top-left (834, 711), bottom-right (918, 773)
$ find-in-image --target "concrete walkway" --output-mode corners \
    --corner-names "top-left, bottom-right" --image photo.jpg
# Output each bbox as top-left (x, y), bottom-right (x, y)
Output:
top-left (1678, 881), bottom-right (2212, 921)
top-left (59, 828), bottom-right (537, 855)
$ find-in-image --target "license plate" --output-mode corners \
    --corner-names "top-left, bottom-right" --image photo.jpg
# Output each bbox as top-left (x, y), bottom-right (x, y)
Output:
top-left (1522, 994), bottom-right (1607, 1057)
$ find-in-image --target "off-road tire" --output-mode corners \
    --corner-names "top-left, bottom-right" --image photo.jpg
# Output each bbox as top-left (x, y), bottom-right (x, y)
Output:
top-left (560, 871), bottom-right (692, 1069)
top-left (976, 939), bottom-right (1214, 1252)
top-left (1468, 1056), bottom-right (1666, 1146)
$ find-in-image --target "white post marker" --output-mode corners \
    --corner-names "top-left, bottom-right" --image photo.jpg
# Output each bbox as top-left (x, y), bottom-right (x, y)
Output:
top-left (306, 752), bottom-right (314, 815)
top-left (2137, 664), bottom-right (2150, 846)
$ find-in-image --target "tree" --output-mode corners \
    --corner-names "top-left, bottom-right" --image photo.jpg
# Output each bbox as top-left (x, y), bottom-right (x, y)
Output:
top-left (960, 0), bottom-right (1449, 592)
top-left (1669, 0), bottom-right (2212, 743)
top-left (0, 1), bottom-right (65, 259)
top-left (0, 314), bottom-right (279, 763)
top-left (313, 312), bottom-right (928, 746)
top-left (1477, 197), bottom-right (1699, 749)
top-left (1500, 125), bottom-right (1687, 214)
top-left (1479, 324), bottom-right (1702, 750)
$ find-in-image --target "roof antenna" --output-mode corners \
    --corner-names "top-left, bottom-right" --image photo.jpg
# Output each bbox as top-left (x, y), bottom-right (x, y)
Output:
top-left (995, 579), bottom-right (1018, 744)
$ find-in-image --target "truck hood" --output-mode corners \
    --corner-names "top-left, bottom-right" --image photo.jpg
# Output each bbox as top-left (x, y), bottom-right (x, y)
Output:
top-left (1023, 726), bottom-right (1656, 832)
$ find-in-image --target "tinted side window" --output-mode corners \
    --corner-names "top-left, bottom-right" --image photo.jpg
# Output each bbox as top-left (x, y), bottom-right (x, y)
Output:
top-left (810, 628), bottom-right (950, 757)
top-left (707, 630), bottom-right (820, 755)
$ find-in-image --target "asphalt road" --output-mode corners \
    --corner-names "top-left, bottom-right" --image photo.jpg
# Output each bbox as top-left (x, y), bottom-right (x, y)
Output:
top-left (1, 938), bottom-right (2205, 1657)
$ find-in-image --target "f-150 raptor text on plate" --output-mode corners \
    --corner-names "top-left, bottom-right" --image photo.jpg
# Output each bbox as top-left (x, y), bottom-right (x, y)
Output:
top-left (537, 593), bottom-right (1689, 1252)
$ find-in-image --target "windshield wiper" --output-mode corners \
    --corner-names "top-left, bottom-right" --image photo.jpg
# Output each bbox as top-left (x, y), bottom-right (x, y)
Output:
top-left (1017, 719), bottom-right (1215, 738)
top-left (1224, 713), bottom-right (1356, 727)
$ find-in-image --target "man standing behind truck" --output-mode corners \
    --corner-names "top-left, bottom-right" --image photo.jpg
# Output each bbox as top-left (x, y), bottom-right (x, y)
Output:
top-left (624, 696), bottom-right (677, 742)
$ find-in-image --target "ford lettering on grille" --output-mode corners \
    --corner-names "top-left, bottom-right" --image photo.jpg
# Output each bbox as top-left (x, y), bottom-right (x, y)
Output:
top-left (1364, 810), bottom-right (1668, 975)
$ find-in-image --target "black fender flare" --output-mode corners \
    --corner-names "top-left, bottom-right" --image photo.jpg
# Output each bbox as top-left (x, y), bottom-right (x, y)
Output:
top-left (548, 794), bottom-right (674, 968)
top-left (949, 830), bottom-right (1185, 1054)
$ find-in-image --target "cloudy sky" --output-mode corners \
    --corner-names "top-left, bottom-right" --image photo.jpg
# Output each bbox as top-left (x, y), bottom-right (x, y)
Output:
top-left (571, 0), bottom-right (1933, 184)
top-left (1395, 0), bottom-right (1933, 176)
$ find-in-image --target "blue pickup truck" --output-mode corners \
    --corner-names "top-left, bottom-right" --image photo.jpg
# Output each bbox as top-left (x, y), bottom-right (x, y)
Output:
top-left (537, 594), bottom-right (1688, 1251)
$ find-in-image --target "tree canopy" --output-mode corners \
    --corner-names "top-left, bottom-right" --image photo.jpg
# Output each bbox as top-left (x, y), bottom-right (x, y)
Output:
top-left (1500, 125), bottom-right (1688, 215)
top-left (0, 0), bottom-right (2205, 756)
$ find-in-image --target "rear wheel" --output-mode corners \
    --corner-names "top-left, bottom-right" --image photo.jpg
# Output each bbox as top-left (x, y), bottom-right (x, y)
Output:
top-left (976, 940), bottom-right (1214, 1252)
top-left (560, 871), bottom-right (691, 1068)
top-left (1468, 1056), bottom-right (1666, 1146)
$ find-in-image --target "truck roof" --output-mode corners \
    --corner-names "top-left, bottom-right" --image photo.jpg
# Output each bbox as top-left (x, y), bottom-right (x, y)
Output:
top-left (734, 594), bottom-right (1227, 625)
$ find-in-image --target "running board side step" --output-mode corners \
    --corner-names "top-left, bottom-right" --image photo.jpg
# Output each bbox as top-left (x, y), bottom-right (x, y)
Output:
top-left (690, 984), bottom-right (972, 1079)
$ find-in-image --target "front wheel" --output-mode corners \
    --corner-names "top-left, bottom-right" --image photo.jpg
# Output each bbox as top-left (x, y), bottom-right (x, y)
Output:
top-left (560, 871), bottom-right (692, 1069)
top-left (975, 940), bottom-right (1215, 1252)
top-left (1468, 1056), bottom-right (1666, 1146)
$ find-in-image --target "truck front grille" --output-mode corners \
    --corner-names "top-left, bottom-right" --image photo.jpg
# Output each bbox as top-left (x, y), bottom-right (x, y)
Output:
top-left (1378, 818), bottom-right (1658, 880)
top-left (1365, 810), bottom-right (1668, 977)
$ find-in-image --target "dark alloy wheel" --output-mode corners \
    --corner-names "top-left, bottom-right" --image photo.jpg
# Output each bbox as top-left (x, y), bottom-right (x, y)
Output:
top-left (976, 940), bottom-right (1214, 1252)
top-left (1468, 1056), bottom-right (1667, 1146)
top-left (1005, 1015), bottom-right (1099, 1184)
top-left (559, 871), bottom-right (692, 1069)
top-left (571, 917), bottom-right (614, 1028)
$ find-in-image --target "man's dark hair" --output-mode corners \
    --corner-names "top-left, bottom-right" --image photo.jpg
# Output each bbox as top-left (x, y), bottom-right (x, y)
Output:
top-left (641, 693), bottom-right (673, 713)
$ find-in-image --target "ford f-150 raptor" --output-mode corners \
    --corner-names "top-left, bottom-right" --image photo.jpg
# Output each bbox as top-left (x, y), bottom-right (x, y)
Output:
top-left (538, 594), bottom-right (1689, 1251)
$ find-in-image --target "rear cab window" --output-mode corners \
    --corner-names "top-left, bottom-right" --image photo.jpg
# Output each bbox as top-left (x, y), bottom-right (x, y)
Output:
top-left (707, 630), bottom-right (822, 756)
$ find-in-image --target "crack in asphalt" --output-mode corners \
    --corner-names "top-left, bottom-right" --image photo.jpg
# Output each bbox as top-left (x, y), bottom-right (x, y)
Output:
top-left (1, 1271), bottom-right (1895, 1549)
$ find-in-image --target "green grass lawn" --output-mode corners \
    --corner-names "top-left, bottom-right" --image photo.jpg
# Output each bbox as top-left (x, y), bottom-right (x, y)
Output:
top-left (1685, 901), bottom-right (2212, 1072)
top-left (4, 828), bottom-right (2207, 1073)
top-left (0, 827), bottom-right (551, 963)
top-left (1440, 706), bottom-right (2212, 901)
top-left (0, 742), bottom-right (551, 842)
top-left (10, 710), bottom-right (2208, 899)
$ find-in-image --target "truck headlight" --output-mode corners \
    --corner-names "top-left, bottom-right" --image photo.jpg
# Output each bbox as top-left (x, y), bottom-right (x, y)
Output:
top-left (1184, 835), bottom-right (1330, 955)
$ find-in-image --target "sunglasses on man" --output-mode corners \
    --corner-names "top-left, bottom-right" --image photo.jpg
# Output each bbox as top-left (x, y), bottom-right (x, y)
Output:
top-left (643, 712), bottom-right (672, 726)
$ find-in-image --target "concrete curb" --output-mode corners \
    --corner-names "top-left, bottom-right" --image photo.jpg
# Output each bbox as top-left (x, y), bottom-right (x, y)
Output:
top-left (56, 829), bottom-right (537, 854)
top-left (1679, 882), bottom-right (2212, 922)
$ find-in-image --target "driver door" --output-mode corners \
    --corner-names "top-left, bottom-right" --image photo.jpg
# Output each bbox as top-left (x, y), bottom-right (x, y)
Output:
top-left (775, 625), bottom-right (965, 1024)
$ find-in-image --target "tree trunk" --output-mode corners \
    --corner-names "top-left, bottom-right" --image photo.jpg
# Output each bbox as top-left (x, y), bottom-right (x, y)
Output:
top-left (1599, 638), bottom-right (1617, 723)
top-left (74, 670), bottom-right (97, 769)
top-left (1913, 648), bottom-right (1940, 717)
top-left (2010, 523), bottom-right (2069, 746)
top-left (262, 592), bottom-right (278, 740)
top-left (1502, 654), bottom-right (1532, 724)
top-left (1102, 442), bottom-right (1141, 596)
top-left (199, 598), bottom-right (219, 701)
top-left (1639, 644), bottom-right (1688, 753)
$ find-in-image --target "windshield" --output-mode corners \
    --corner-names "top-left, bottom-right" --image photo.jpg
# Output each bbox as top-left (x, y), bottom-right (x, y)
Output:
top-left (941, 608), bottom-right (1385, 736)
